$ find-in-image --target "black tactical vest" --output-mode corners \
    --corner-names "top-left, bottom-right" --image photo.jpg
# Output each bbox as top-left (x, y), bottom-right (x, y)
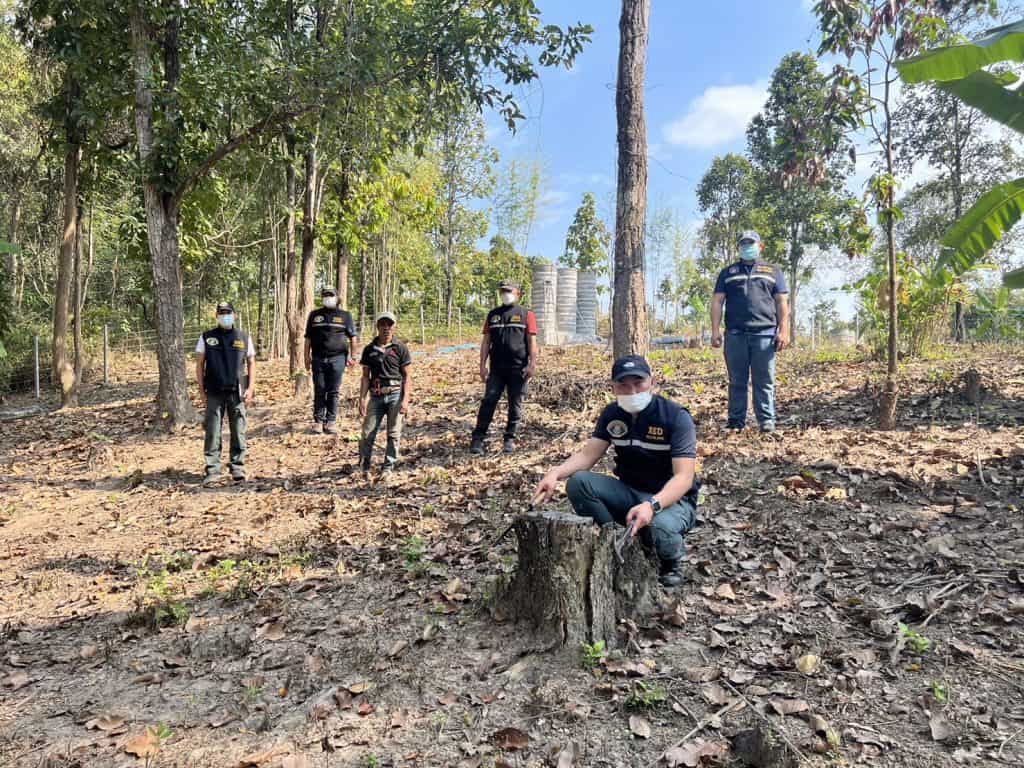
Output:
top-left (722, 261), bottom-right (780, 332)
top-left (201, 327), bottom-right (249, 394)
top-left (485, 304), bottom-right (530, 370)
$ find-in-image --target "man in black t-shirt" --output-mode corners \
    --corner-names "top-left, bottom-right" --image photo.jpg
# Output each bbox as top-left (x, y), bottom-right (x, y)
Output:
top-left (533, 355), bottom-right (699, 588)
top-left (470, 279), bottom-right (538, 456)
top-left (304, 287), bottom-right (359, 434)
top-left (358, 312), bottom-right (412, 474)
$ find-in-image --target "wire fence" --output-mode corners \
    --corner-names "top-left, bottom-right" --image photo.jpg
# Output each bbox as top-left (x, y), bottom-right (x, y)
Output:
top-left (0, 309), bottom-right (478, 400)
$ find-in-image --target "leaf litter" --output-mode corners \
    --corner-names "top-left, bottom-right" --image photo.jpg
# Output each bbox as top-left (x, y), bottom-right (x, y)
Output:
top-left (1, 348), bottom-right (1023, 766)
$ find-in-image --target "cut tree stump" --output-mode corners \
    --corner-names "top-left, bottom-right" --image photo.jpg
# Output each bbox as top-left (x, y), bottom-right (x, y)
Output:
top-left (497, 509), bottom-right (659, 649)
top-left (962, 367), bottom-right (984, 405)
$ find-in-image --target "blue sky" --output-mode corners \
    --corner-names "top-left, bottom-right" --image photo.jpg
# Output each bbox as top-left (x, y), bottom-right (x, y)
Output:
top-left (483, 0), bottom-right (856, 320)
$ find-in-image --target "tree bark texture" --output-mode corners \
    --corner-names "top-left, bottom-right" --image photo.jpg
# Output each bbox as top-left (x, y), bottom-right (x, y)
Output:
top-left (498, 510), bottom-right (659, 649)
top-left (130, 8), bottom-right (196, 429)
top-left (283, 128), bottom-right (304, 385)
top-left (612, 0), bottom-right (651, 359)
top-left (293, 141), bottom-right (319, 395)
top-left (54, 134), bottom-right (80, 408)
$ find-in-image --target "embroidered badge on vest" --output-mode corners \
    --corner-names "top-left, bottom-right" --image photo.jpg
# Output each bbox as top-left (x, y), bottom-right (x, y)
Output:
top-left (607, 419), bottom-right (628, 438)
top-left (206, 337), bottom-right (220, 347)
top-left (646, 426), bottom-right (665, 439)
top-left (314, 315), bottom-right (324, 323)
top-left (490, 316), bottom-right (500, 324)
top-left (511, 315), bottom-right (521, 323)
top-left (232, 339), bottom-right (245, 350)
top-left (728, 266), bottom-right (738, 274)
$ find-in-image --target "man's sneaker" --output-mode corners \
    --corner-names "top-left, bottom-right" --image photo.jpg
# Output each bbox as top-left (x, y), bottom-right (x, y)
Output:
top-left (759, 422), bottom-right (776, 434)
top-left (231, 467), bottom-right (247, 482)
top-left (726, 421), bottom-right (744, 432)
top-left (503, 438), bottom-right (516, 454)
top-left (658, 560), bottom-right (684, 589)
top-left (324, 422), bottom-right (338, 435)
top-left (202, 472), bottom-right (221, 487)
top-left (470, 437), bottom-right (485, 455)
top-left (311, 422), bottom-right (323, 435)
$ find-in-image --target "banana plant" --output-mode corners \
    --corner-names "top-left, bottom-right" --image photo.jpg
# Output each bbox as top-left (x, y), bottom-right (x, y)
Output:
top-left (897, 21), bottom-right (1024, 288)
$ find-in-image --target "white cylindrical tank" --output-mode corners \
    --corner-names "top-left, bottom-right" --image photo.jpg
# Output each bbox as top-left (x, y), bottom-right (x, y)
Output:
top-left (575, 270), bottom-right (598, 338)
top-left (531, 261), bottom-right (558, 345)
top-left (556, 267), bottom-right (578, 337)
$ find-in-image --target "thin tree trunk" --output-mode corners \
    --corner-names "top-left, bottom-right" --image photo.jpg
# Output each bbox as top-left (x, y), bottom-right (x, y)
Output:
top-left (130, 6), bottom-right (195, 428)
top-left (951, 101), bottom-right (966, 343)
top-left (293, 140), bottom-right (319, 395)
top-left (256, 212), bottom-right (267, 356)
top-left (73, 206), bottom-right (84, 391)
top-left (611, 0), bottom-right (651, 359)
top-left (54, 112), bottom-right (80, 407)
top-left (283, 128), bottom-right (304, 382)
top-left (877, 64), bottom-right (898, 430)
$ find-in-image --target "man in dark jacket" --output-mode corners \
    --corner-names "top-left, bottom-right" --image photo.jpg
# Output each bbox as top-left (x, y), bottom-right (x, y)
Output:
top-left (358, 312), bottom-right (412, 474)
top-left (195, 301), bottom-right (256, 485)
top-left (532, 356), bottom-right (699, 589)
top-left (304, 287), bottom-right (359, 434)
top-left (470, 279), bottom-right (538, 455)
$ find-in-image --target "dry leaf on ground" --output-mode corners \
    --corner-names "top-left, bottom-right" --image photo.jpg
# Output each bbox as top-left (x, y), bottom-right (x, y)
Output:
top-left (629, 715), bottom-right (651, 739)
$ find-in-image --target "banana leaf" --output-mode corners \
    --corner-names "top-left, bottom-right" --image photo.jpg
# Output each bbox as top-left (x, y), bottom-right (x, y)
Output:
top-left (938, 178), bottom-right (1024, 275)
top-left (897, 19), bottom-right (1024, 83)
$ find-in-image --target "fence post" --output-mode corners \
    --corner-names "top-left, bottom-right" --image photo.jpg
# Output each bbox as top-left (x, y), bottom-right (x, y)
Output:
top-left (103, 324), bottom-right (109, 385)
top-left (458, 307), bottom-right (463, 344)
top-left (420, 305), bottom-right (426, 346)
top-left (34, 335), bottom-right (40, 399)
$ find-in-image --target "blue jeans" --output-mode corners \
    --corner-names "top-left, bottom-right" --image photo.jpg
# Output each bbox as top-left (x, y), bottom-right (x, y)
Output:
top-left (312, 354), bottom-right (346, 424)
top-left (724, 333), bottom-right (776, 427)
top-left (204, 390), bottom-right (247, 475)
top-left (359, 392), bottom-right (403, 469)
top-left (566, 471), bottom-right (696, 564)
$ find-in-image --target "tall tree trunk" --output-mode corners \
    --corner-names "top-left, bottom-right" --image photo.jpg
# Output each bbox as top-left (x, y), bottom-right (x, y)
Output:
top-left (293, 140), bottom-right (319, 395)
top-left (130, 7), bottom-right (195, 429)
top-left (335, 167), bottom-right (351, 308)
top-left (73, 207), bottom-right (84, 392)
top-left (54, 104), bottom-right (80, 408)
top-left (283, 128), bottom-right (304, 383)
top-left (256, 212), bottom-right (268, 356)
top-left (358, 244), bottom-right (368, 332)
top-left (877, 66), bottom-right (898, 430)
top-left (951, 101), bottom-right (966, 343)
top-left (611, 0), bottom-right (651, 359)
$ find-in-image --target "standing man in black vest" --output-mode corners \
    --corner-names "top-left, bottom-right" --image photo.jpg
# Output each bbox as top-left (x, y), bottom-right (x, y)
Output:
top-left (470, 279), bottom-right (538, 455)
top-left (304, 287), bottom-right (359, 434)
top-left (195, 301), bottom-right (256, 485)
top-left (711, 231), bottom-right (790, 433)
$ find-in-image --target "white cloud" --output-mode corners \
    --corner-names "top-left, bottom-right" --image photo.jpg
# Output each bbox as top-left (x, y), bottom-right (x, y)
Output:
top-left (663, 80), bottom-right (768, 149)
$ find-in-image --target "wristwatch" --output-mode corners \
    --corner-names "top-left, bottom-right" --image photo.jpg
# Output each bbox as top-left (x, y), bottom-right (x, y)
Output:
top-left (646, 497), bottom-right (662, 513)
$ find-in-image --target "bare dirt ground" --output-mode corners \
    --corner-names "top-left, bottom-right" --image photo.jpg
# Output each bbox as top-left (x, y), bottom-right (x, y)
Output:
top-left (1, 344), bottom-right (1022, 768)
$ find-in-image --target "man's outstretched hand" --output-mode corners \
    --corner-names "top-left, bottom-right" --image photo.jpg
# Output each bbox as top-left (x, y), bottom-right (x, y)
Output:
top-left (531, 470), bottom-right (560, 507)
top-left (625, 501), bottom-right (654, 534)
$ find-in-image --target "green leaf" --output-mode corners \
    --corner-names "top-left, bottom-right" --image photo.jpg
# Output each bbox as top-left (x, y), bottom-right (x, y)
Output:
top-left (936, 70), bottom-right (1024, 134)
top-left (1004, 266), bottom-right (1024, 290)
top-left (0, 240), bottom-right (21, 255)
top-left (897, 20), bottom-right (1024, 83)
top-left (938, 177), bottom-right (1024, 275)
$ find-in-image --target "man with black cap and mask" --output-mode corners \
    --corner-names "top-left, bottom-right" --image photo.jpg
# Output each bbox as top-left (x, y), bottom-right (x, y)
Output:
top-left (532, 355), bottom-right (699, 589)
top-left (304, 286), bottom-right (359, 434)
top-left (470, 279), bottom-right (538, 455)
top-left (195, 301), bottom-right (256, 485)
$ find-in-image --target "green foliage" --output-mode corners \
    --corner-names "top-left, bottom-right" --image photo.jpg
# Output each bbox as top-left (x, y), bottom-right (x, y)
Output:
top-left (580, 640), bottom-right (606, 669)
top-left (625, 681), bottom-right (667, 711)
top-left (562, 192), bottom-right (611, 275)
top-left (403, 535), bottom-right (426, 566)
top-left (696, 154), bottom-right (759, 263)
top-left (931, 679), bottom-right (950, 704)
top-left (899, 622), bottom-right (932, 654)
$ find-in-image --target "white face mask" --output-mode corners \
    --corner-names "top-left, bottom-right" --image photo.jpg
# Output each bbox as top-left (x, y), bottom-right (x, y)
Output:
top-left (322, 296), bottom-right (338, 309)
top-left (617, 391), bottom-right (652, 414)
top-left (500, 291), bottom-right (516, 306)
top-left (217, 313), bottom-right (235, 330)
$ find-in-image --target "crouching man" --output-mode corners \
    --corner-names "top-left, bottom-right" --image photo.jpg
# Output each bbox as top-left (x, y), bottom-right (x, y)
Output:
top-left (532, 355), bottom-right (699, 588)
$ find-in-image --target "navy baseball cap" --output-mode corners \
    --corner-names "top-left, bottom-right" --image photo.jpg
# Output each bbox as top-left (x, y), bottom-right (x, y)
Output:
top-left (738, 230), bottom-right (761, 245)
top-left (499, 279), bottom-right (521, 292)
top-left (611, 355), bottom-right (652, 381)
top-left (321, 286), bottom-right (337, 296)
top-left (215, 301), bottom-right (234, 314)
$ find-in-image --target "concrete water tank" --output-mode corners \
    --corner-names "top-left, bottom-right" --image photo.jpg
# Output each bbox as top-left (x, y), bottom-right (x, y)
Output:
top-left (556, 267), bottom-right (578, 337)
top-left (531, 261), bottom-right (558, 345)
top-left (576, 270), bottom-right (598, 338)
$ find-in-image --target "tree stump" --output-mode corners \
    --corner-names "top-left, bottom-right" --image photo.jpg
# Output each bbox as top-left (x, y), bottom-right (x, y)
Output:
top-left (498, 510), bottom-right (659, 649)
top-left (962, 367), bottom-right (984, 405)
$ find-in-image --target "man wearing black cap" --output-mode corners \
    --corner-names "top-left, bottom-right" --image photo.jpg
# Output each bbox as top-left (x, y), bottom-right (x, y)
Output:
top-left (304, 287), bottom-right (359, 434)
top-left (532, 355), bottom-right (699, 589)
top-left (711, 230), bottom-right (790, 433)
top-left (195, 302), bottom-right (256, 485)
top-left (470, 279), bottom-right (538, 455)
top-left (358, 311), bottom-right (412, 474)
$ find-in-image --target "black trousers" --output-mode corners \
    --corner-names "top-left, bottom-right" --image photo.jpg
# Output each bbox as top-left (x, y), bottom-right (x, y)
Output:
top-left (472, 368), bottom-right (528, 440)
top-left (312, 354), bottom-right (346, 424)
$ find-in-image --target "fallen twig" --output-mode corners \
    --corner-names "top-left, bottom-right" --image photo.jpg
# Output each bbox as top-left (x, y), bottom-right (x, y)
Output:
top-left (723, 680), bottom-right (808, 766)
top-left (998, 725), bottom-right (1024, 759)
top-left (648, 700), bottom-right (742, 768)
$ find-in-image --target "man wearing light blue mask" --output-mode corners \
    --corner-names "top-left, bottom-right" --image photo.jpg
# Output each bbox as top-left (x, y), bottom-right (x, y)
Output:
top-left (710, 231), bottom-right (790, 433)
top-left (532, 355), bottom-right (700, 590)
